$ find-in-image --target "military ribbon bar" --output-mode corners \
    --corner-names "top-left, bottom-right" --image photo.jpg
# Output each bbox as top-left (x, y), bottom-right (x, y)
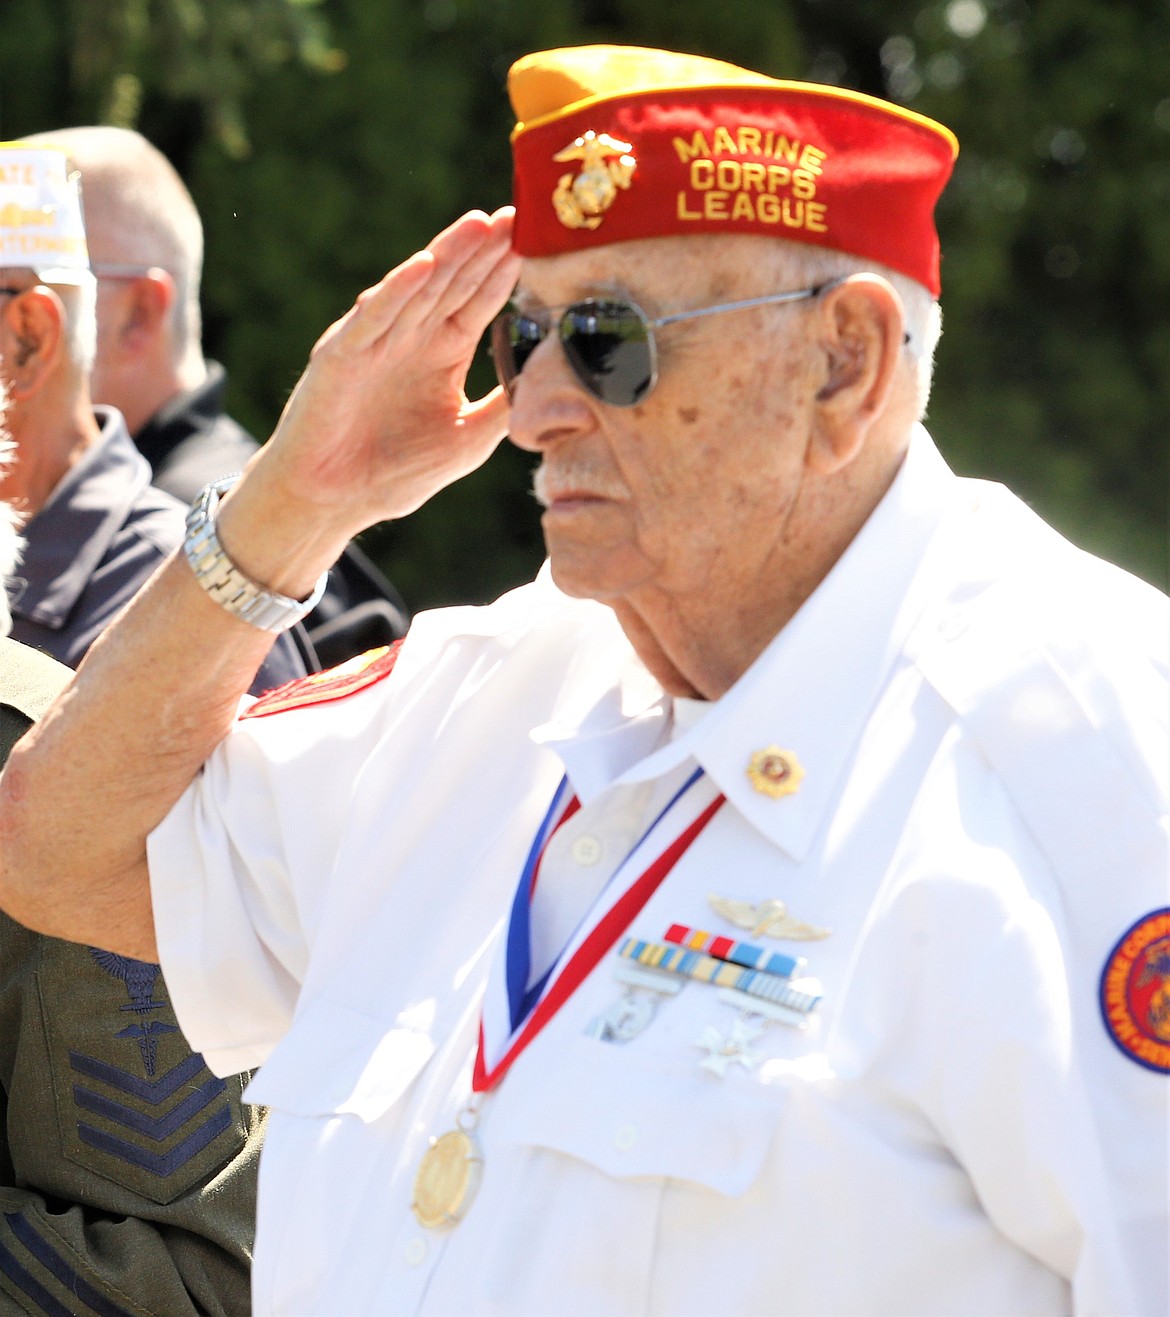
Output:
top-left (619, 937), bottom-right (821, 1014)
top-left (663, 923), bottom-right (805, 980)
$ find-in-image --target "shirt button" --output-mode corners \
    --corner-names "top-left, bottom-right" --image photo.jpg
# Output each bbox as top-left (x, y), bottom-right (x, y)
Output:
top-left (404, 1237), bottom-right (428, 1267)
top-left (614, 1122), bottom-right (639, 1151)
top-left (571, 835), bottom-right (603, 866)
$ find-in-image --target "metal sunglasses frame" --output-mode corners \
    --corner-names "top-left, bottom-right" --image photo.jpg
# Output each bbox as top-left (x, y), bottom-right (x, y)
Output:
top-left (496, 275), bottom-right (851, 406)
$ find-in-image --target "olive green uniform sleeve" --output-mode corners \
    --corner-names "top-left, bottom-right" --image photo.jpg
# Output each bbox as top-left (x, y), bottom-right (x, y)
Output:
top-left (0, 640), bottom-right (261, 1316)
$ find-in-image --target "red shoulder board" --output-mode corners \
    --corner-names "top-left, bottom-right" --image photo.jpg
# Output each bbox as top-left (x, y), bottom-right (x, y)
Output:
top-left (1100, 908), bottom-right (1170, 1074)
top-left (242, 640), bottom-right (403, 721)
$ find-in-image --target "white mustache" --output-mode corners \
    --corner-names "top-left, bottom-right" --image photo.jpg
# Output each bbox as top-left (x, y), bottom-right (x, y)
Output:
top-left (532, 460), bottom-right (627, 508)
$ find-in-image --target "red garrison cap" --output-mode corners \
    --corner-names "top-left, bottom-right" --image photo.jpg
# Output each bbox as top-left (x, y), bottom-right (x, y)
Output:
top-left (508, 46), bottom-right (959, 296)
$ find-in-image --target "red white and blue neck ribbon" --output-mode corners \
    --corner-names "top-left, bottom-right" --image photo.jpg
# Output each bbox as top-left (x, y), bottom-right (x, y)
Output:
top-left (475, 765), bottom-right (724, 1093)
top-left (504, 774), bottom-right (580, 1031)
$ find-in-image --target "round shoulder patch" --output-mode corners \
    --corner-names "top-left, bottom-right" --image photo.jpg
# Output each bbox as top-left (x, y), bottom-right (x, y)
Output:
top-left (242, 640), bottom-right (403, 720)
top-left (1099, 908), bottom-right (1170, 1074)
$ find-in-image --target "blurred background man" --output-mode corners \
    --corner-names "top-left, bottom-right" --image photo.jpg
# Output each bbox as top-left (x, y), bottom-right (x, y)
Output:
top-left (0, 138), bottom-right (306, 686)
top-left (25, 125), bottom-right (410, 669)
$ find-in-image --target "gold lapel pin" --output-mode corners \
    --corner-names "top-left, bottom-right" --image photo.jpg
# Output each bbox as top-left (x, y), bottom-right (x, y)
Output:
top-left (746, 746), bottom-right (804, 799)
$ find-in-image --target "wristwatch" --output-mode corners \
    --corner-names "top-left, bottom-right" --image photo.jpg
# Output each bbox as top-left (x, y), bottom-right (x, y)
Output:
top-left (182, 476), bottom-right (328, 633)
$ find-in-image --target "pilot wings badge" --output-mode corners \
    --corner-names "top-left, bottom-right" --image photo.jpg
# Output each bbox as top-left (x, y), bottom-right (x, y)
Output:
top-left (708, 894), bottom-right (831, 942)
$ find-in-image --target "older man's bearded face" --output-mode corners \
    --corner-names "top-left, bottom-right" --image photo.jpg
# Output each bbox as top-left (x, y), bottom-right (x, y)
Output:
top-left (0, 379), bottom-right (21, 638)
top-left (506, 235), bottom-right (822, 618)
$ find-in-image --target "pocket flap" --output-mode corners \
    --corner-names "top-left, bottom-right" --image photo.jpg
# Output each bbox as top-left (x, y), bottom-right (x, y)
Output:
top-left (491, 1035), bottom-right (787, 1196)
top-left (244, 996), bottom-right (434, 1122)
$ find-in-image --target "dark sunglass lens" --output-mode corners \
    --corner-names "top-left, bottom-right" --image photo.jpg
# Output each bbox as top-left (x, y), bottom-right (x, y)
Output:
top-left (490, 311), bottom-right (545, 396)
top-left (560, 301), bottom-right (653, 407)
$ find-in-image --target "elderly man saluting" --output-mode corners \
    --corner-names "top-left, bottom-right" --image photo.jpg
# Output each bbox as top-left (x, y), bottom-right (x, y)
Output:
top-left (0, 44), bottom-right (1166, 1316)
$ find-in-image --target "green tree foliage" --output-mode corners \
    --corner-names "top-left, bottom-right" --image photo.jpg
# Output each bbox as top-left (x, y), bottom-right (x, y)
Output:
top-left (2, 0), bottom-right (341, 154)
top-left (2, 0), bottom-right (1165, 606)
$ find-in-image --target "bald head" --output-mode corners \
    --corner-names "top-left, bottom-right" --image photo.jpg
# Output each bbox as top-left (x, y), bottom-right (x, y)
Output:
top-left (21, 127), bottom-right (206, 429)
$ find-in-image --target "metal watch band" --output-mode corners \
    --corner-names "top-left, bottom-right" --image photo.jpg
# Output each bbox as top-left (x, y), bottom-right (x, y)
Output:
top-left (182, 476), bottom-right (328, 633)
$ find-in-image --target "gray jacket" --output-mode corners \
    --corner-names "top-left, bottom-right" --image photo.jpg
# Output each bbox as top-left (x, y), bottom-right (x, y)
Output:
top-left (7, 407), bottom-right (304, 690)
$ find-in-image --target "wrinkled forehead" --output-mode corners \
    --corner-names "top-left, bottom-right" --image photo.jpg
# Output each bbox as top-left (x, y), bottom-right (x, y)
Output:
top-left (514, 231), bottom-right (789, 311)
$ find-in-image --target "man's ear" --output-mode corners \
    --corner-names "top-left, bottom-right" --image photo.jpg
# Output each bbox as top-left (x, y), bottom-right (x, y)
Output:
top-left (111, 270), bottom-right (175, 354)
top-left (0, 288), bottom-right (67, 402)
top-left (807, 275), bottom-right (905, 475)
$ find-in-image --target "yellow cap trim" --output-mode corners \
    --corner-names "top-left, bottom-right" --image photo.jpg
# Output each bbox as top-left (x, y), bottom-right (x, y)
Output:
top-left (512, 79), bottom-right (958, 160)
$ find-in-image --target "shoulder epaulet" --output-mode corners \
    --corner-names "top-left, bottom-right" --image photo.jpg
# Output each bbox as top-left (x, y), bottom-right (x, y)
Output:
top-left (916, 617), bottom-right (1161, 884)
top-left (241, 640), bottom-right (403, 720)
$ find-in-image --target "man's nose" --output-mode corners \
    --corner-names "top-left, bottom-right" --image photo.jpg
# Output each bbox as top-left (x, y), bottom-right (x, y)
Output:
top-left (504, 334), bottom-right (597, 454)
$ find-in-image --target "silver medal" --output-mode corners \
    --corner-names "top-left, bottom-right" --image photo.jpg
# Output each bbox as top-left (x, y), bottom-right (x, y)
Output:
top-left (586, 961), bottom-right (683, 1043)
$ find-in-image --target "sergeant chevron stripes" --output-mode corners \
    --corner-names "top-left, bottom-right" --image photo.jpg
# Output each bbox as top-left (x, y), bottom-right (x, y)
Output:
top-left (69, 1049), bottom-right (232, 1177)
top-left (78, 1105), bottom-right (233, 1177)
top-left (69, 1049), bottom-right (213, 1102)
top-left (74, 1073), bottom-right (228, 1140)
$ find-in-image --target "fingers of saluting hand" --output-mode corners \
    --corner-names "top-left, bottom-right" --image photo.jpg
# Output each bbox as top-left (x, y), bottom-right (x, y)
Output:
top-left (420, 206), bottom-right (520, 346)
top-left (260, 210), bottom-right (520, 531)
top-left (337, 248), bottom-right (437, 354)
top-left (341, 207), bottom-right (518, 361)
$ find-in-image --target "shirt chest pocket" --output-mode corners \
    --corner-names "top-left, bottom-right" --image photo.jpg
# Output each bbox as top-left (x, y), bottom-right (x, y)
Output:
top-left (487, 1032), bottom-right (788, 1197)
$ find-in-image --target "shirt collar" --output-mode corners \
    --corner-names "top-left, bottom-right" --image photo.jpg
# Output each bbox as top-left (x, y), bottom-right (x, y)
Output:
top-left (537, 427), bottom-right (961, 855)
top-left (132, 361), bottom-right (227, 473)
top-left (8, 407), bottom-right (152, 630)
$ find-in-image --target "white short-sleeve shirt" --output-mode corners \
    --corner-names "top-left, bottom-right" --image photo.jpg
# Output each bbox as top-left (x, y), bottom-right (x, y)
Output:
top-left (150, 430), bottom-right (1170, 1315)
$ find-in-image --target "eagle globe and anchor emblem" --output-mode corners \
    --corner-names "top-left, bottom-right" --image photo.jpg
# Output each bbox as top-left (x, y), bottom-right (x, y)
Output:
top-left (552, 131), bottom-right (637, 230)
top-left (1134, 935), bottom-right (1170, 1043)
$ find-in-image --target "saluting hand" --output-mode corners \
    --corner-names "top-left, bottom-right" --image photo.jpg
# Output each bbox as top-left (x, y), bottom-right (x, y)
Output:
top-left (218, 207), bottom-right (520, 595)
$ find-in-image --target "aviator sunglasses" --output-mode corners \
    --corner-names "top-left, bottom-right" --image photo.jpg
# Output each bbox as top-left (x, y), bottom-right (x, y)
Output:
top-left (490, 277), bottom-right (846, 408)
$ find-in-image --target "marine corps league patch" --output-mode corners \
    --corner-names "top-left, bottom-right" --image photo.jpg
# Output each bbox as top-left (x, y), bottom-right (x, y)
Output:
top-left (1099, 908), bottom-right (1170, 1074)
top-left (242, 640), bottom-right (403, 720)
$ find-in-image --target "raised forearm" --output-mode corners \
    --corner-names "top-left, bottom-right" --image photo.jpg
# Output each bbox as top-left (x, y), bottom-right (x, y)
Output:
top-left (0, 207), bottom-right (519, 959)
top-left (0, 426), bottom-right (361, 959)
top-left (0, 548), bottom-right (288, 958)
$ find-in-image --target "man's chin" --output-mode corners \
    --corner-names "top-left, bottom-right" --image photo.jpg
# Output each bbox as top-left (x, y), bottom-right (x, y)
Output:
top-left (545, 555), bottom-right (603, 600)
top-left (545, 544), bottom-right (643, 604)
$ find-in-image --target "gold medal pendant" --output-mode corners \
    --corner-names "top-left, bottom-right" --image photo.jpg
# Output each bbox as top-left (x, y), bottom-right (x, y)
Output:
top-left (411, 1121), bottom-right (483, 1229)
